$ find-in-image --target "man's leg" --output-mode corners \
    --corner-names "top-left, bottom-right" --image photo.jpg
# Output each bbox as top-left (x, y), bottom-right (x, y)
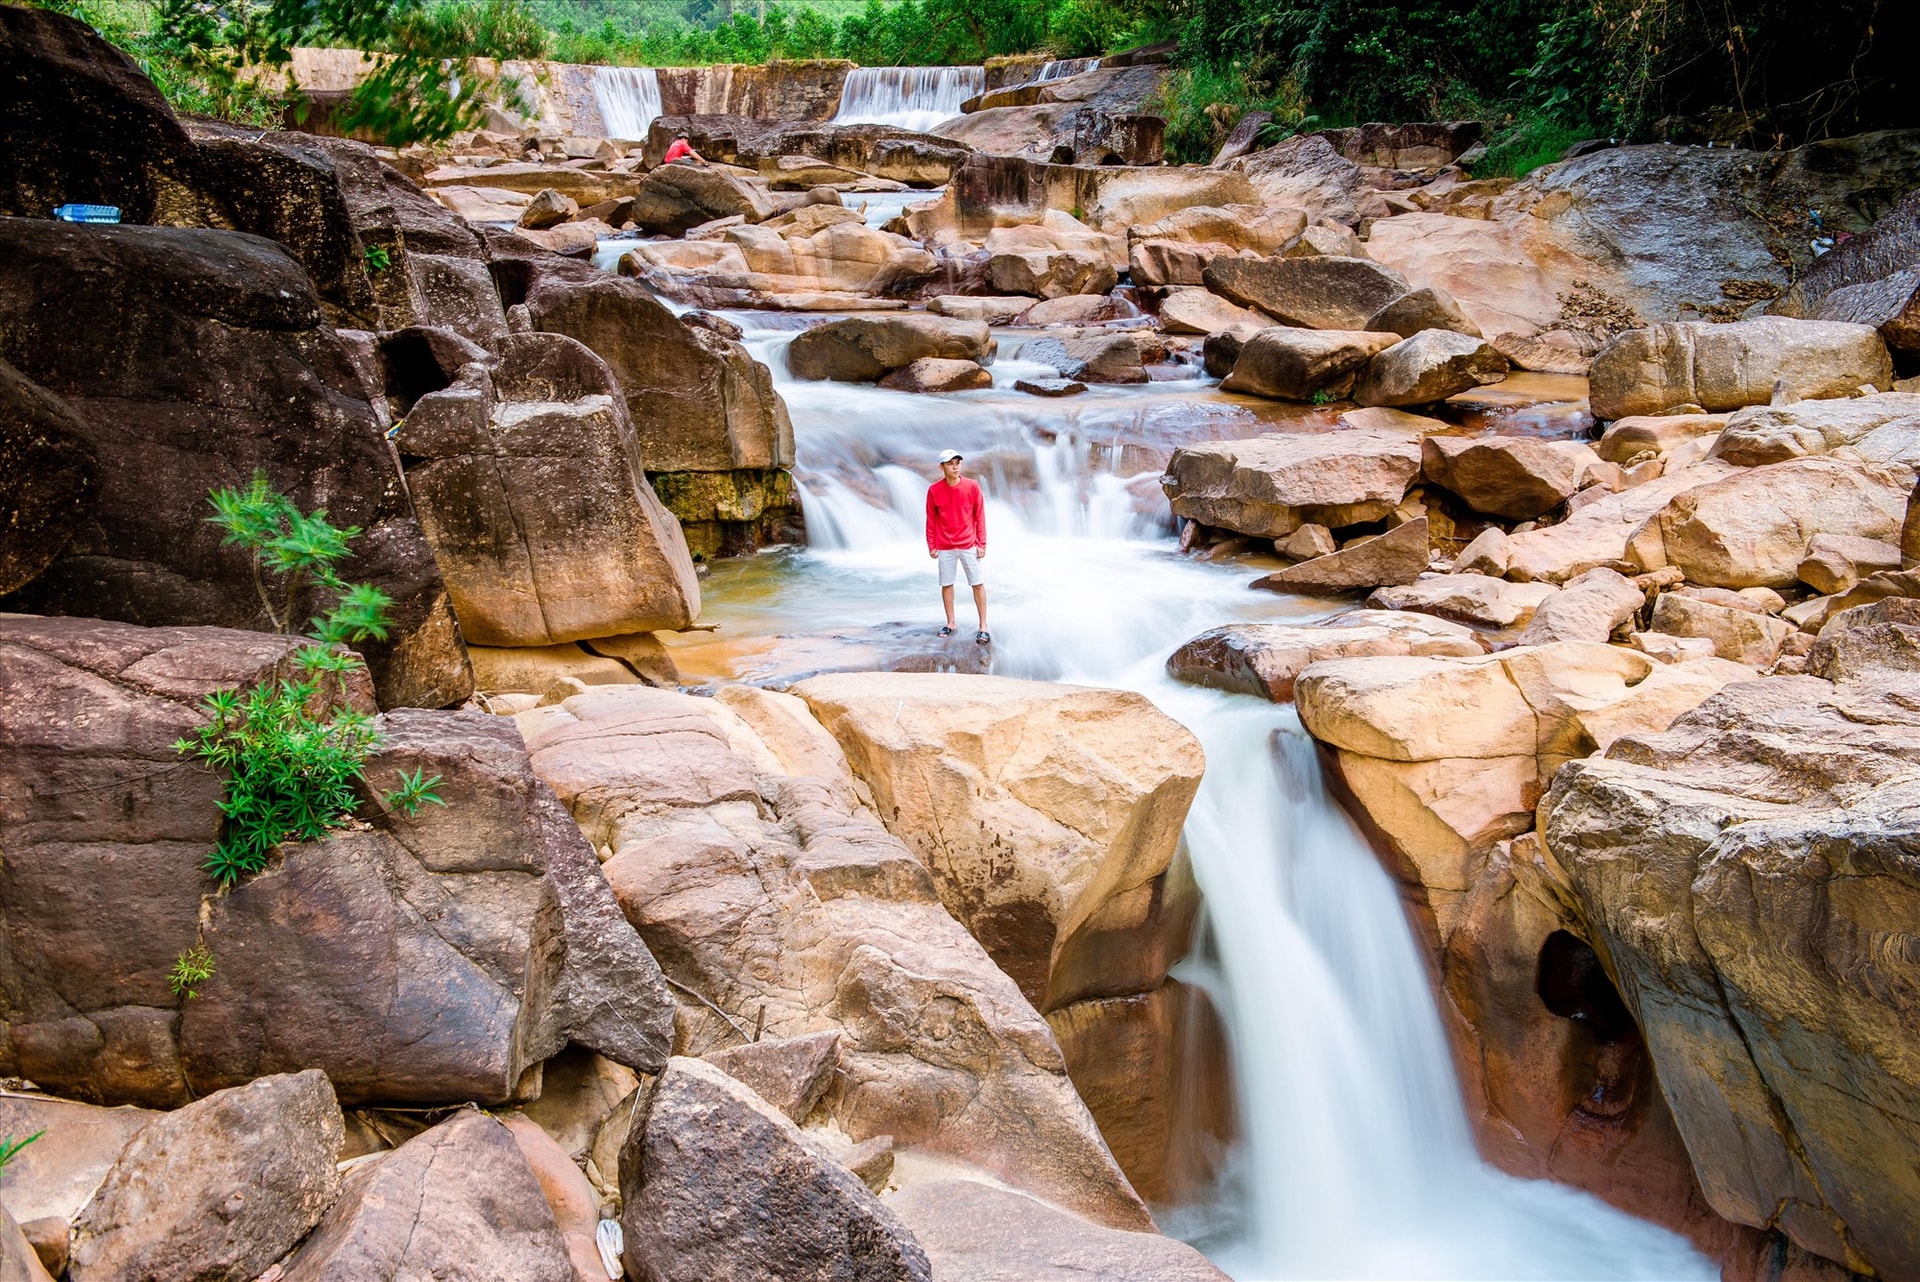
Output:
top-left (942, 584), bottom-right (957, 628)
top-left (971, 583), bottom-right (987, 631)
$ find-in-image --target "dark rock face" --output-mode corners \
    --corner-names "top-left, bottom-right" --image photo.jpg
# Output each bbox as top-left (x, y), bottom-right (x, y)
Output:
top-left (1310, 121), bottom-right (1483, 169)
top-left (0, 616), bottom-right (671, 1108)
top-left (0, 357), bottom-right (96, 597)
top-left (282, 1111), bottom-right (573, 1282)
top-left (620, 1056), bottom-right (932, 1282)
top-left (788, 314), bottom-right (993, 382)
top-left (0, 218), bottom-right (470, 709)
top-left (0, 7), bottom-right (204, 225)
top-left (69, 1071), bottom-right (342, 1282)
top-left (1773, 186), bottom-right (1920, 363)
top-left (1204, 254), bottom-right (1412, 331)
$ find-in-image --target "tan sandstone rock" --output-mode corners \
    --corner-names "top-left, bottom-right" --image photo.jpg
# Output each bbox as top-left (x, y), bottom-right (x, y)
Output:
top-left (1421, 435), bottom-right (1599, 520)
top-left (1588, 318), bottom-right (1893, 420)
top-left (1162, 428), bottom-right (1425, 537)
top-left (1165, 610), bottom-right (1483, 702)
top-left (1203, 254), bottom-right (1412, 330)
top-left (1219, 327), bottom-right (1404, 400)
top-left (1352, 329), bottom-right (1509, 408)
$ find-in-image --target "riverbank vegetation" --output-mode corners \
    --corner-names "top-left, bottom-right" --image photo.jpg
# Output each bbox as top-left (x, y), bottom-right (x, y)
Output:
top-left (25, 0), bottom-right (1903, 172)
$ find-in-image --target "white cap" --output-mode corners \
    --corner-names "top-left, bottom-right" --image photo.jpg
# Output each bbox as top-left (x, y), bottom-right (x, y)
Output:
top-left (938, 448), bottom-right (962, 462)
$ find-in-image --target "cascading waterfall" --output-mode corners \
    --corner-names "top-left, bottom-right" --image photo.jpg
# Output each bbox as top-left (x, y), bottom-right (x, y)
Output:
top-left (832, 65), bottom-right (984, 133)
top-left (691, 314), bottom-right (1718, 1280)
top-left (592, 66), bottom-right (663, 141)
top-left (1035, 56), bottom-right (1098, 82)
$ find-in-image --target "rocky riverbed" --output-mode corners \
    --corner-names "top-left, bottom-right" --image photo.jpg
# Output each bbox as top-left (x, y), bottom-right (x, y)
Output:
top-left (3, 6), bottom-right (1920, 1280)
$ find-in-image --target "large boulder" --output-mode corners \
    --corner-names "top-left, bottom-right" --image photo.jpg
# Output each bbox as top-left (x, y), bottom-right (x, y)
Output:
top-left (1156, 288), bottom-right (1268, 336)
top-left (1366, 285), bottom-right (1482, 339)
top-left (619, 1057), bottom-right (931, 1281)
top-left (1166, 610), bottom-right (1482, 703)
top-left (791, 674), bottom-right (1204, 1012)
top-left (1421, 435), bottom-right (1600, 520)
top-left (1219, 327), bottom-right (1402, 401)
top-left (393, 329), bottom-right (701, 646)
top-left (1020, 331), bottom-right (1148, 385)
top-left (1225, 135), bottom-right (1368, 226)
top-left (788, 314), bottom-right (992, 382)
top-left (0, 1097), bottom-right (154, 1229)
top-left (1125, 204), bottom-right (1305, 286)
top-left (1543, 604), bottom-right (1920, 1279)
top-left (515, 686), bottom-right (1153, 1229)
top-left (1162, 429), bottom-right (1424, 537)
top-left (703, 214), bottom-right (936, 298)
top-left (0, 218), bottom-right (469, 709)
top-left (1368, 572), bottom-right (1560, 630)
top-left (282, 1111), bottom-right (573, 1281)
top-left (910, 153), bottom-right (1255, 239)
top-left (1352, 330), bottom-right (1509, 408)
top-left (69, 1071), bottom-right (341, 1282)
top-left (0, 616), bottom-right (672, 1107)
top-left (1203, 255), bottom-right (1411, 331)
top-left (1625, 456), bottom-right (1911, 589)
top-left (1589, 318), bottom-right (1893, 420)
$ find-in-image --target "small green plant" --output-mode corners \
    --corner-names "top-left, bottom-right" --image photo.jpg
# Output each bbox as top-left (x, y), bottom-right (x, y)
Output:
top-left (0, 1130), bottom-right (43, 1175)
top-left (363, 244), bottom-right (393, 274)
top-left (384, 768), bottom-right (447, 817)
top-left (169, 943), bottom-right (216, 999)
top-left (179, 473), bottom-right (402, 887)
top-left (1310, 388), bottom-right (1340, 405)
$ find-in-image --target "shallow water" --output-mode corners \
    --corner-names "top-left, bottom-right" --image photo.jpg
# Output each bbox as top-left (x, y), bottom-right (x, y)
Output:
top-left (670, 311), bottom-right (1711, 1281)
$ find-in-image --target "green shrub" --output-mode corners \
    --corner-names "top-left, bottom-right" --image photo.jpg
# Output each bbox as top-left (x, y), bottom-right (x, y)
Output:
top-left (169, 943), bottom-right (216, 999)
top-left (177, 473), bottom-right (398, 887)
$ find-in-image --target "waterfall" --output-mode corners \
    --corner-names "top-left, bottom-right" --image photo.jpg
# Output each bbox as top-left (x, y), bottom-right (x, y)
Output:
top-left (655, 310), bottom-right (1717, 1279)
top-left (1035, 56), bottom-right (1098, 82)
top-left (592, 66), bottom-right (662, 141)
top-left (832, 65), bottom-right (985, 133)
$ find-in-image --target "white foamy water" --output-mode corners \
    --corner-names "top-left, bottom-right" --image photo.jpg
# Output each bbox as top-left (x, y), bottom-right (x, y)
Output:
top-left (677, 314), bottom-right (1719, 1280)
top-left (1035, 55), bottom-right (1098, 82)
top-left (832, 65), bottom-right (984, 133)
top-left (593, 65), bottom-right (662, 141)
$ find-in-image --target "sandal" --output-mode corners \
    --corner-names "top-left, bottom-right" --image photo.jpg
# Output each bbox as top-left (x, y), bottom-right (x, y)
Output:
top-left (975, 630), bottom-right (992, 645)
top-left (937, 625), bottom-right (955, 637)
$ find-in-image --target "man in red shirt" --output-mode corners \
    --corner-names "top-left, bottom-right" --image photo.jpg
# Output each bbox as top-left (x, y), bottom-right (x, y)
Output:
top-left (926, 448), bottom-right (989, 643)
top-left (662, 136), bottom-right (705, 166)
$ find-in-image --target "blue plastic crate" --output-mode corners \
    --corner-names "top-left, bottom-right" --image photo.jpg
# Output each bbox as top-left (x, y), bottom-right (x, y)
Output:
top-left (52, 204), bottom-right (122, 223)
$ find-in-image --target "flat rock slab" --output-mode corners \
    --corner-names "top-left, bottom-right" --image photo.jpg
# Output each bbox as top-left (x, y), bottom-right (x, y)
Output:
top-left (1014, 377), bottom-right (1087, 396)
top-left (1255, 517), bottom-right (1429, 595)
top-left (1166, 610), bottom-right (1483, 702)
top-left (888, 1180), bottom-right (1228, 1281)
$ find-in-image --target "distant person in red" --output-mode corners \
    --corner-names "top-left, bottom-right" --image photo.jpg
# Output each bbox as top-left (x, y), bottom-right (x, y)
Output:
top-left (926, 448), bottom-right (989, 643)
top-left (662, 136), bottom-right (705, 166)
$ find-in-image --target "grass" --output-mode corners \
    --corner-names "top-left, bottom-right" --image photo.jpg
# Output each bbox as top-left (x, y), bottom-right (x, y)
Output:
top-left (1472, 113), bottom-right (1594, 180)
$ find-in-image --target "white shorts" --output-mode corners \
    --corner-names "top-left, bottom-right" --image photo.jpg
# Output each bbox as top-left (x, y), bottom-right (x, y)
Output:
top-left (936, 548), bottom-right (984, 587)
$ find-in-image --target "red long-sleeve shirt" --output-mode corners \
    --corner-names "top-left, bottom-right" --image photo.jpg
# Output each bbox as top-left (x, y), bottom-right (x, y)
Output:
top-left (926, 477), bottom-right (986, 553)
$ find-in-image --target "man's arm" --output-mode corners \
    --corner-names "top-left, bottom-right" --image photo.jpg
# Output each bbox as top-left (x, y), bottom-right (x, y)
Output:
top-left (971, 483), bottom-right (986, 556)
top-left (926, 486), bottom-right (938, 558)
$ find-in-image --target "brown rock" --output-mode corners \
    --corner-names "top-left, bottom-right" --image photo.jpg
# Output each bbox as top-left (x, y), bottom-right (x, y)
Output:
top-left (889, 1180), bottom-right (1227, 1282)
top-left (703, 1031), bottom-right (842, 1123)
top-left (1255, 516), bottom-right (1429, 595)
top-left (1647, 593), bottom-right (1794, 666)
top-left (1021, 331), bottom-right (1148, 384)
top-left (0, 1097), bottom-right (154, 1227)
top-left (1589, 318), bottom-right (1892, 420)
top-left (0, 1206), bottom-right (52, 1282)
top-left (517, 187), bottom-right (579, 229)
top-left (1203, 254), bottom-right (1411, 330)
top-left (1366, 285), bottom-right (1482, 338)
top-left (70, 1071), bottom-right (342, 1282)
top-left (1368, 572), bottom-right (1558, 629)
top-left (1504, 460), bottom-right (1740, 584)
top-left (1421, 435), bottom-right (1597, 520)
top-left (1515, 567), bottom-right (1645, 645)
top-left (1798, 532), bottom-right (1905, 595)
top-left (1277, 523), bottom-right (1338, 561)
top-left (1595, 412), bottom-right (1728, 464)
top-left (1162, 428), bottom-right (1424, 538)
top-left (793, 673), bottom-right (1204, 1012)
top-left (1166, 610), bottom-right (1482, 701)
top-left (1352, 329), bottom-right (1509, 408)
top-left (619, 1057), bottom-right (931, 1282)
top-left (627, 163), bottom-right (775, 235)
top-left (1707, 391), bottom-right (1920, 467)
top-left (789, 314), bottom-right (992, 381)
top-left (1220, 327), bottom-right (1402, 400)
top-left (878, 356), bottom-right (993, 393)
top-left (283, 1111), bottom-right (572, 1281)
top-left (1156, 288), bottom-right (1267, 335)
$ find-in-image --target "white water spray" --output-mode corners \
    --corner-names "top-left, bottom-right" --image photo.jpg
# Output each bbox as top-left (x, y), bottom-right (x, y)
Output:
top-left (832, 65), bottom-right (984, 133)
top-left (687, 314), bottom-right (1716, 1280)
top-left (593, 66), bottom-right (662, 140)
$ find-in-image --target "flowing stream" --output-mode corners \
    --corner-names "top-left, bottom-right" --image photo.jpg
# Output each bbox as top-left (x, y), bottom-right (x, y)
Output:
top-left (671, 316), bottom-right (1715, 1281)
top-left (831, 65), bottom-right (984, 133)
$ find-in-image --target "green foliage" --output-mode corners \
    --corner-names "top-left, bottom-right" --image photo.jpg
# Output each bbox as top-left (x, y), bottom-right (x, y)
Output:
top-left (0, 1130), bottom-right (44, 1175)
top-left (363, 243), bottom-right (392, 273)
top-left (168, 943), bottom-right (216, 998)
top-left (180, 474), bottom-right (405, 887)
top-left (384, 767), bottom-right (447, 816)
top-left (1474, 113), bottom-right (1590, 180)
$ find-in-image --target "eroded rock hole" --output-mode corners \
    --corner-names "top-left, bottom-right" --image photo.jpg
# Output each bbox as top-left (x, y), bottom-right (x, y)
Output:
top-left (376, 330), bottom-right (457, 415)
top-left (1536, 930), bottom-right (1636, 1043)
